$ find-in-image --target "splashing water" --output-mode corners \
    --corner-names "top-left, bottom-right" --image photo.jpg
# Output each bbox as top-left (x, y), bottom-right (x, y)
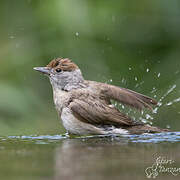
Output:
top-left (151, 87), bottom-right (157, 93)
top-left (1, 132), bottom-right (180, 144)
top-left (145, 114), bottom-right (154, 120)
top-left (166, 97), bottom-right (180, 106)
top-left (159, 84), bottom-right (176, 102)
top-left (151, 84), bottom-right (178, 115)
top-left (106, 76), bottom-right (178, 125)
top-left (137, 84), bottom-right (178, 123)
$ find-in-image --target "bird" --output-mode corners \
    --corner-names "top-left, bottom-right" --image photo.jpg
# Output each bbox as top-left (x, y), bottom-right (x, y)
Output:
top-left (34, 57), bottom-right (168, 135)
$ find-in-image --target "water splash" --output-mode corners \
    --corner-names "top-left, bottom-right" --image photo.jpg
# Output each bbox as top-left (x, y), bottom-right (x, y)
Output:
top-left (136, 83), bottom-right (177, 123)
top-left (151, 87), bottom-right (157, 93)
top-left (124, 132), bottom-right (180, 143)
top-left (145, 114), bottom-right (153, 120)
top-left (105, 78), bottom-right (113, 84)
top-left (159, 84), bottom-right (176, 102)
top-left (0, 132), bottom-right (180, 144)
top-left (6, 134), bottom-right (68, 144)
top-left (75, 32), bottom-right (79, 36)
top-left (106, 78), bottom-right (178, 125)
top-left (139, 117), bottom-right (153, 125)
top-left (166, 97), bottom-right (180, 106)
top-left (135, 81), bottom-right (144, 88)
top-left (151, 84), bottom-right (177, 115)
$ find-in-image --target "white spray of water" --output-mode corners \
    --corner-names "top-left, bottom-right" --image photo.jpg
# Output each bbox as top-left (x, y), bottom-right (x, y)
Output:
top-left (166, 97), bottom-right (180, 106)
top-left (159, 84), bottom-right (176, 102)
top-left (151, 87), bottom-right (157, 93)
top-left (152, 84), bottom-right (177, 114)
top-left (108, 76), bottom-right (178, 125)
top-left (145, 114), bottom-right (154, 120)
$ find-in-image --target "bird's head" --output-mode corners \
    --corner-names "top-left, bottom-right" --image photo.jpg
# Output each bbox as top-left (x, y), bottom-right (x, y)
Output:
top-left (34, 58), bottom-right (84, 90)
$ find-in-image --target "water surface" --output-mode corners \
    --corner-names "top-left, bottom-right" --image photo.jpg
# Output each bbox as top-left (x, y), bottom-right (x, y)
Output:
top-left (0, 132), bottom-right (180, 180)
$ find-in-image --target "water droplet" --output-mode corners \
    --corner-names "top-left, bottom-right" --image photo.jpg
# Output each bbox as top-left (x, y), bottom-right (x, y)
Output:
top-left (157, 73), bottom-right (161, 77)
top-left (139, 117), bottom-right (148, 123)
top-left (146, 68), bottom-right (149, 72)
top-left (166, 125), bottom-right (171, 129)
top-left (128, 67), bottom-right (132, 70)
top-left (166, 97), bottom-right (180, 106)
top-left (135, 83), bottom-right (139, 88)
top-left (135, 77), bottom-right (138, 81)
top-left (166, 102), bottom-right (173, 106)
top-left (145, 114), bottom-right (153, 120)
top-left (153, 107), bottom-right (159, 115)
top-left (151, 87), bottom-right (157, 93)
top-left (75, 32), bottom-right (79, 36)
top-left (174, 97), bottom-right (180, 103)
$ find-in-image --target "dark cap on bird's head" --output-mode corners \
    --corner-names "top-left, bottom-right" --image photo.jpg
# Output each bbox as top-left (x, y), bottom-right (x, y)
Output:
top-left (33, 58), bottom-right (79, 75)
top-left (47, 58), bottom-right (79, 71)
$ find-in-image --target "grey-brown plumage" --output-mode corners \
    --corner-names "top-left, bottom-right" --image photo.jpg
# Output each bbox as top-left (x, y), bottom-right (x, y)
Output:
top-left (34, 58), bottom-right (168, 135)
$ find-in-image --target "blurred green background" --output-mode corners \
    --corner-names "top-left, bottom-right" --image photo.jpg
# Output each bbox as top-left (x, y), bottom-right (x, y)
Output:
top-left (0, 0), bottom-right (180, 136)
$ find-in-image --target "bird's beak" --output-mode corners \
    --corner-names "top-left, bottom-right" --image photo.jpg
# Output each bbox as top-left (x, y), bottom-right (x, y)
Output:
top-left (33, 67), bottom-right (51, 75)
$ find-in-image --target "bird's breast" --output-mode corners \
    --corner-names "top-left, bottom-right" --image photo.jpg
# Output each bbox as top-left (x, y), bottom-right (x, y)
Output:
top-left (53, 89), bottom-right (71, 115)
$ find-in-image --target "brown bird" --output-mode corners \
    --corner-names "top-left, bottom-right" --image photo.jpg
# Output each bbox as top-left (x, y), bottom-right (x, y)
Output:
top-left (34, 58), bottom-right (168, 135)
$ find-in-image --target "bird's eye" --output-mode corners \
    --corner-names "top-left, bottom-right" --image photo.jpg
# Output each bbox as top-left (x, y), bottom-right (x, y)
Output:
top-left (56, 68), bottom-right (62, 73)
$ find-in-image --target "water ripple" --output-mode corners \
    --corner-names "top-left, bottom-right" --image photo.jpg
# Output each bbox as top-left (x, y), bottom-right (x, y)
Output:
top-left (0, 132), bottom-right (179, 144)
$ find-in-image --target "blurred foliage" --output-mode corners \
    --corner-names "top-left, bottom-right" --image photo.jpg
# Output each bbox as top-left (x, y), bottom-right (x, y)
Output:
top-left (0, 0), bottom-right (180, 135)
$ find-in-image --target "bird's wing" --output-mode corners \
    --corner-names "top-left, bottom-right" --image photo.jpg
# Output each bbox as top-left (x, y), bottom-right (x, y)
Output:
top-left (99, 83), bottom-right (157, 111)
top-left (69, 98), bottom-right (136, 126)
